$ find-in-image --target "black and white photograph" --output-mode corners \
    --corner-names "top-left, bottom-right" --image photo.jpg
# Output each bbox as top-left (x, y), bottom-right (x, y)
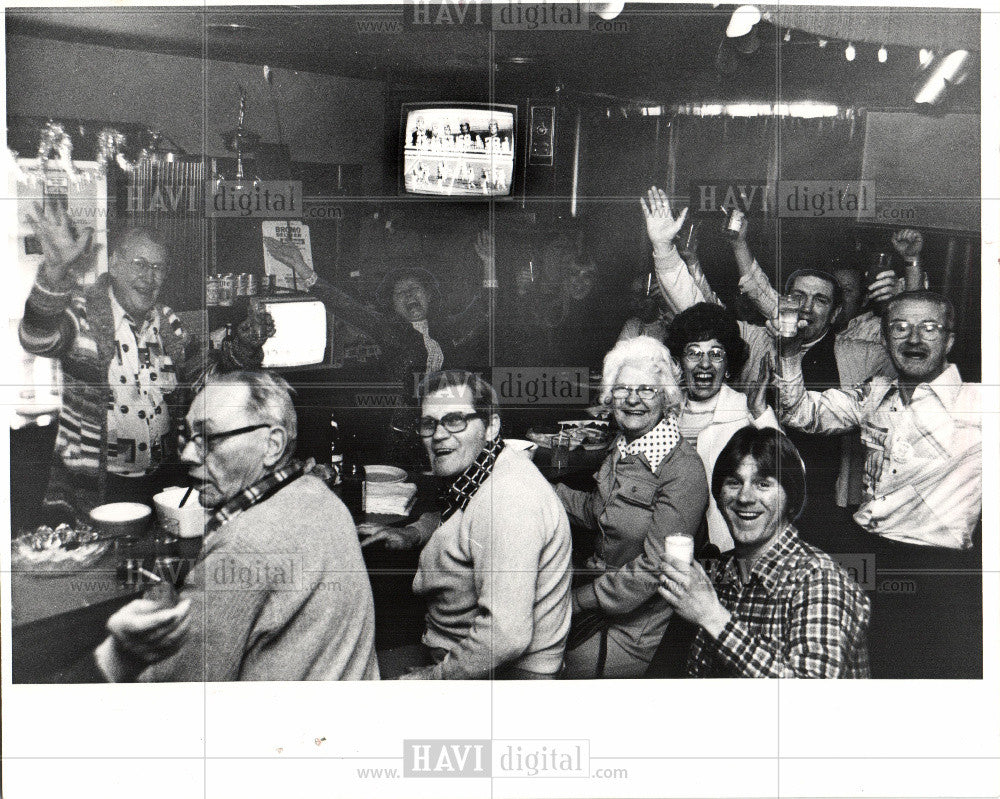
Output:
top-left (1, 1), bottom-right (997, 797)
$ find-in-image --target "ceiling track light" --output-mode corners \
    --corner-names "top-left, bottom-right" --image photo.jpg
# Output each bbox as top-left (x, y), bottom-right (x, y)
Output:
top-left (726, 5), bottom-right (761, 38)
top-left (878, 45), bottom-right (888, 63)
top-left (913, 49), bottom-right (974, 107)
top-left (818, 38), bottom-right (828, 48)
top-left (845, 42), bottom-right (856, 61)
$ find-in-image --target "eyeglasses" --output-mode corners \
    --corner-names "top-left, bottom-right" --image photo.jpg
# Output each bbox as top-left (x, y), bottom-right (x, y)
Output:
top-left (682, 346), bottom-right (726, 364)
top-left (178, 423), bottom-right (271, 457)
top-left (610, 385), bottom-right (661, 401)
top-left (887, 321), bottom-right (949, 340)
top-left (126, 257), bottom-right (169, 278)
top-left (416, 412), bottom-right (482, 438)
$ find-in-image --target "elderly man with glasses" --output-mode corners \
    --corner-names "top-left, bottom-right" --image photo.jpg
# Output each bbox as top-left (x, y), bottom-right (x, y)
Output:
top-left (88, 371), bottom-right (379, 682)
top-left (360, 369), bottom-right (573, 680)
top-left (772, 290), bottom-right (983, 678)
top-left (18, 206), bottom-right (272, 519)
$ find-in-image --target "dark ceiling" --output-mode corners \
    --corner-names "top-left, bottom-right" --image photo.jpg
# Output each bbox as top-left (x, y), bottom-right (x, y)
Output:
top-left (6, 4), bottom-right (980, 110)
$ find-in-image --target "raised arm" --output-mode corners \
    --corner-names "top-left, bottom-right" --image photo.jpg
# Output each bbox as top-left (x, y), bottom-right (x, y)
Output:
top-left (729, 213), bottom-right (779, 319)
top-left (772, 330), bottom-right (868, 434)
top-left (263, 235), bottom-right (393, 347)
top-left (18, 203), bottom-right (100, 358)
top-left (641, 186), bottom-right (709, 314)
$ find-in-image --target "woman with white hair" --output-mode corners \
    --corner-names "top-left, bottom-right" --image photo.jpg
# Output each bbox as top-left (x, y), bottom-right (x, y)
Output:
top-left (555, 335), bottom-right (709, 678)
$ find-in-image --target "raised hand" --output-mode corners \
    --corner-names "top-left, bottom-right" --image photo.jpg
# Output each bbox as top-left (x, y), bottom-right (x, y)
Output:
top-left (891, 228), bottom-right (924, 260)
top-left (473, 230), bottom-right (495, 264)
top-left (263, 236), bottom-right (313, 281)
top-left (866, 270), bottom-right (903, 304)
top-left (640, 186), bottom-right (688, 251)
top-left (26, 202), bottom-right (98, 286)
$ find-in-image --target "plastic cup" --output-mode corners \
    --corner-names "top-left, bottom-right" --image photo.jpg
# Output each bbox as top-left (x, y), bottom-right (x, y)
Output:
top-left (664, 534), bottom-right (695, 567)
top-left (153, 487), bottom-right (208, 539)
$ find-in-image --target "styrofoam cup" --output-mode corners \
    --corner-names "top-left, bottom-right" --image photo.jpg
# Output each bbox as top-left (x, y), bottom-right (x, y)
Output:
top-left (154, 487), bottom-right (208, 538)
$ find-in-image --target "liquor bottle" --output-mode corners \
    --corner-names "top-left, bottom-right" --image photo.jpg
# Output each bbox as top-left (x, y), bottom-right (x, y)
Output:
top-left (329, 415), bottom-right (343, 485)
top-left (340, 432), bottom-right (366, 520)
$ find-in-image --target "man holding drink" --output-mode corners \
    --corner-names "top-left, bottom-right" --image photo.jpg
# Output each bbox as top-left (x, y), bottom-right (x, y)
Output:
top-left (658, 427), bottom-right (871, 678)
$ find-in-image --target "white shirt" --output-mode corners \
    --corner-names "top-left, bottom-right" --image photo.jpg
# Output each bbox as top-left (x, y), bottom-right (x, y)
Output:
top-left (775, 361), bottom-right (982, 549)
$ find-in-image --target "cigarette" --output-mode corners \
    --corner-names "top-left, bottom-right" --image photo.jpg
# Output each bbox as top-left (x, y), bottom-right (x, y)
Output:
top-left (137, 567), bottom-right (163, 583)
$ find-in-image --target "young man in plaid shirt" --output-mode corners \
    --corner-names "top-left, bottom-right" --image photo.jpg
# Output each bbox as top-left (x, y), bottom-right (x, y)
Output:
top-left (658, 426), bottom-right (871, 678)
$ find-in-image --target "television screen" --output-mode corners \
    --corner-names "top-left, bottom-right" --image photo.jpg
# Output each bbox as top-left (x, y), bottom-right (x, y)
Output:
top-left (401, 103), bottom-right (516, 197)
top-left (255, 297), bottom-right (329, 368)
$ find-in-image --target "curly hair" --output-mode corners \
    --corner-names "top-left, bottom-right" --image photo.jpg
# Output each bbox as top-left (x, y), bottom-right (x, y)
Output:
top-left (665, 303), bottom-right (749, 378)
top-left (601, 335), bottom-right (683, 414)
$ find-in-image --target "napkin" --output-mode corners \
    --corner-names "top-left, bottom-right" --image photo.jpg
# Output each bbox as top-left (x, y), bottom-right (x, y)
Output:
top-left (364, 482), bottom-right (418, 516)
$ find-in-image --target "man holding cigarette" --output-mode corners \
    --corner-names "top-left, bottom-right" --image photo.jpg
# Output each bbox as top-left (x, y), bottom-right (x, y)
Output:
top-left (89, 371), bottom-right (378, 682)
top-left (658, 426), bottom-right (871, 678)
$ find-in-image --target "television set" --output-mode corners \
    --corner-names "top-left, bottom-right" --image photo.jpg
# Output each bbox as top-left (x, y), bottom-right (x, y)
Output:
top-left (401, 102), bottom-right (517, 197)
top-left (250, 295), bottom-right (329, 369)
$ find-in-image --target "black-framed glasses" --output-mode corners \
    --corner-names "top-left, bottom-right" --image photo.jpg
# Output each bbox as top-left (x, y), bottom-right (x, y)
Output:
top-left (887, 320), bottom-right (949, 340)
top-left (683, 346), bottom-right (726, 364)
top-left (610, 385), bottom-right (661, 401)
top-left (126, 257), bottom-right (169, 278)
top-left (178, 423), bottom-right (271, 457)
top-left (416, 412), bottom-right (482, 438)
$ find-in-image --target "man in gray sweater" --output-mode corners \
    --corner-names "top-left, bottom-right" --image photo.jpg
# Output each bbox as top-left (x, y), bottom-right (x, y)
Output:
top-left (93, 371), bottom-right (379, 681)
top-left (361, 370), bottom-right (573, 679)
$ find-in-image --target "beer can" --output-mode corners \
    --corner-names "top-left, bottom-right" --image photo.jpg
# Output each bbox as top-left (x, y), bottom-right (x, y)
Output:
top-left (246, 274), bottom-right (258, 296)
top-left (726, 208), bottom-right (745, 238)
top-left (219, 274), bottom-right (235, 306)
top-left (205, 274), bottom-right (219, 307)
top-left (236, 273), bottom-right (249, 297)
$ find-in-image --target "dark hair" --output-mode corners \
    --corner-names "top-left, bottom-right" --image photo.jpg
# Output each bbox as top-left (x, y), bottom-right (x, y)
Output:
top-left (417, 369), bottom-right (499, 420)
top-left (783, 268), bottom-right (844, 311)
top-left (711, 426), bottom-right (807, 521)
top-left (666, 303), bottom-right (749, 379)
top-left (881, 290), bottom-right (956, 336)
top-left (378, 266), bottom-right (440, 307)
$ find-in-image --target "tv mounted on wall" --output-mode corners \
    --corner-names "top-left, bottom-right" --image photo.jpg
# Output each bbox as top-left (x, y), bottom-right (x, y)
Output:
top-left (400, 102), bottom-right (517, 198)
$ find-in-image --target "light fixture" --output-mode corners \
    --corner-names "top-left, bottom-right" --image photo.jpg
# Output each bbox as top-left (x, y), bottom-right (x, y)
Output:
top-left (594, 1), bottom-right (625, 20)
top-left (913, 49), bottom-right (974, 107)
top-left (918, 48), bottom-right (933, 66)
top-left (818, 38), bottom-right (828, 48)
top-left (783, 29), bottom-right (791, 43)
top-left (878, 46), bottom-right (888, 63)
top-left (726, 5), bottom-right (761, 38)
top-left (218, 87), bottom-right (262, 190)
top-left (845, 42), bottom-right (856, 61)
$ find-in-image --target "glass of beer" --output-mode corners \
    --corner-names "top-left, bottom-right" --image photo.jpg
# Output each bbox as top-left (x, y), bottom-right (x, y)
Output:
top-left (778, 295), bottom-right (802, 338)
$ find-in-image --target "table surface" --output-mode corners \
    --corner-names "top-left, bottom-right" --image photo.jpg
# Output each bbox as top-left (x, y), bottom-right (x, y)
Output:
top-left (9, 453), bottom-right (606, 681)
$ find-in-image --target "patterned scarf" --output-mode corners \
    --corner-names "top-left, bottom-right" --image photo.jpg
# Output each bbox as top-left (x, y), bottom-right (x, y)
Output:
top-left (615, 414), bottom-right (681, 473)
top-left (440, 436), bottom-right (505, 522)
top-left (208, 459), bottom-right (307, 534)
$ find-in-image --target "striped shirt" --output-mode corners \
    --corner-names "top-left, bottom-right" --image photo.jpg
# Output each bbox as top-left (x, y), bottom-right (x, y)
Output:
top-left (689, 526), bottom-right (871, 678)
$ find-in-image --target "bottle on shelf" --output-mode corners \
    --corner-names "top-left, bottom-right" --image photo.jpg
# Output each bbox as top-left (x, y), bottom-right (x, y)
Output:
top-left (329, 415), bottom-right (343, 486)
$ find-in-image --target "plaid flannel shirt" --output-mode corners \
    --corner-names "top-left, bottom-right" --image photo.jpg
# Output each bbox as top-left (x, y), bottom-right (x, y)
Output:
top-left (688, 526), bottom-right (871, 678)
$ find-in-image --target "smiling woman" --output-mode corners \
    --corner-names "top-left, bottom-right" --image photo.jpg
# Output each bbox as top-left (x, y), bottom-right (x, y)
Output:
top-left (554, 335), bottom-right (708, 678)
